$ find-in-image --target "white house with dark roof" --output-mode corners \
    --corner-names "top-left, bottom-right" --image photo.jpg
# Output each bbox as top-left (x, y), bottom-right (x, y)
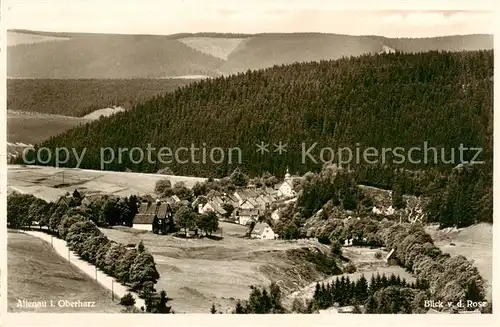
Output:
top-left (251, 223), bottom-right (277, 240)
top-left (132, 200), bottom-right (173, 233)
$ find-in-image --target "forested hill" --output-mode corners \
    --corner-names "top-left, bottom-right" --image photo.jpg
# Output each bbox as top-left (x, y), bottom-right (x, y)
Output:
top-left (8, 30), bottom-right (492, 78)
top-left (29, 51), bottom-right (493, 178)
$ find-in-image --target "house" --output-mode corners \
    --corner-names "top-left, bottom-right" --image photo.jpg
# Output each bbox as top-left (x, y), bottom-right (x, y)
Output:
top-left (234, 208), bottom-right (260, 225)
top-left (385, 248), bottom-right (397, 265)
top-left (55, 195), bottom-right (71, 208)
top-left (200, 201), bottom-right (227, 217)
top-left (132, 201), bottom-right (173, 234)
top-left (234, 188), bottom-right (260, 205)
top-left (344, 238), bottom-right (353, 246)
top-left (239, 199), bottom-right (256, 210)
top-left (251, 223), bottom-right (277, 240)
top-left (192, 196), bottom-right (208, 213)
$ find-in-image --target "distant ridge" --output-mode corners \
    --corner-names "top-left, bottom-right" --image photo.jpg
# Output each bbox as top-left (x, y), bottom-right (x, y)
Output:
top-left (7, 30), bottom-right (493, 79)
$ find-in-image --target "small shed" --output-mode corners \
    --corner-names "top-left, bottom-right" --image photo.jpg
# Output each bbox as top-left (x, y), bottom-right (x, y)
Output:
top-left (385, 248), bottom-right (397, 266)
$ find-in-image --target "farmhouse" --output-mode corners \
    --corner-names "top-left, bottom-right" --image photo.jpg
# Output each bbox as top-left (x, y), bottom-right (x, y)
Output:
top-left (133, 200), bottom-right (173, 234)
top-left (251, 223), bottom-right (277, 240)
top-left (385, 248), bottom-right (397, 266)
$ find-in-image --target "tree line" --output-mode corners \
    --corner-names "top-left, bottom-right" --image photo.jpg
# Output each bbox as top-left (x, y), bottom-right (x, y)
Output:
top-left (270, 165), bottom-right (488, 312)
top-left (306, 273), bottom-right (429, 313)
top-left (7, 79), bottom-right (192, 117)
top-left (7, 191), bottom-right (172, 313)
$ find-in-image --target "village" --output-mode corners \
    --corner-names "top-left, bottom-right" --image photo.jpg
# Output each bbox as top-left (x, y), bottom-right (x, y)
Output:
top-left (131, 169), bottom-right (298, 240)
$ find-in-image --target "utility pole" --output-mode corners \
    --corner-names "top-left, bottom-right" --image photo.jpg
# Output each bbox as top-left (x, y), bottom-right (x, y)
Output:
top-left (68, 248), bottom-right (70, 261)
top-left (95, 266), bottom-right (97, 281)
top-left (112, 280), bottom-right (114, 301)
top-left (51, 235), bottom-right (53, 247)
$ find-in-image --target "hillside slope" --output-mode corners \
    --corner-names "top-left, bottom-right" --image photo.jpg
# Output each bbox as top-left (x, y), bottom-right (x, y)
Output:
top-left (28, 51), bottom-right (493, 178)
top-left (7, 79), bottom-right (193, 116)
top-left (8, 231), bottom-right (121, 312)
top-left (8, 34), bottom-right (224, 78)
top-left (7, 30), bottom-right (493, 78)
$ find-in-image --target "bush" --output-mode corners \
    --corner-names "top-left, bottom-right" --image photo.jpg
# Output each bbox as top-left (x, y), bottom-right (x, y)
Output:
top-left (120, 293), bottom-right (136, 306)
top-left (317, 235), bottom-right (331, 245)
top-left (155, 179), bottom-right (172, 196)
top-left (330, 240), bottom-right (343, 257)
top-left (344, 263), bottom-right (357, 274)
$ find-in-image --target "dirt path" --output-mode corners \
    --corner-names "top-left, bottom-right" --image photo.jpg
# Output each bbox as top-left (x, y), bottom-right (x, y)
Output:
top-left (23, 230), bottom-right (145, 310)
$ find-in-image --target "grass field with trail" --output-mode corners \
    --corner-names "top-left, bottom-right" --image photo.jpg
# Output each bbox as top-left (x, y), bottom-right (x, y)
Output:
top-left (101, 223), bottom-right (334, 313)
top-left (282, 246), bottom-right (416, 309)
top-left (8, 231), bottom-right (122, 313)
top-left (426, 223), bottom-right (492, 300)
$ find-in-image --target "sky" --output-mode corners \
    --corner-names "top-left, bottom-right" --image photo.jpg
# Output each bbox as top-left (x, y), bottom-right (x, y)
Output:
top-left (2, 0), bottom-right (497, 38)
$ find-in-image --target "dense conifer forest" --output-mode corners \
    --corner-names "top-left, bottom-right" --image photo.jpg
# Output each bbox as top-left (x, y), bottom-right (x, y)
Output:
top-left (29, 50), bottom-right (493, 181)
top-left (7, 79), bottom-right (194, 117)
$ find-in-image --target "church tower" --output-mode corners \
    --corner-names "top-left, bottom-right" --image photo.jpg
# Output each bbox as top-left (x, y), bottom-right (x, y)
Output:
top-left (284, 167), bottom-right (291, 182)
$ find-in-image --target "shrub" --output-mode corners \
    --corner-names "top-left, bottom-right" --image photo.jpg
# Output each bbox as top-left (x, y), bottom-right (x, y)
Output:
top-left (330, 240), bottom-right (342, 256)
top-left (374, 252), bottom-right (383, 260)
top-left (344, 263), bottom-right (357, 274)
top-left (120, 293), bottom-right (136, 306)
top-left (155, 179), bottom-right (172, 196)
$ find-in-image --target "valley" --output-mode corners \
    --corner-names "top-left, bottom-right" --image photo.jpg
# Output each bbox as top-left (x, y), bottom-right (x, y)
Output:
top-left (5, 24), bottom-right (494, 316)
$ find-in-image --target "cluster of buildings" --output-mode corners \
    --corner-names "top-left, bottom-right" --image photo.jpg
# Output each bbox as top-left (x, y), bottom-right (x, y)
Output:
top-left (197, 169), bottom-right (297, 226)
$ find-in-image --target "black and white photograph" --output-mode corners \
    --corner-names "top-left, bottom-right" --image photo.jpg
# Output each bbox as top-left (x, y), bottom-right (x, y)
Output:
top-left (1, 0), bottom-right (496, 322)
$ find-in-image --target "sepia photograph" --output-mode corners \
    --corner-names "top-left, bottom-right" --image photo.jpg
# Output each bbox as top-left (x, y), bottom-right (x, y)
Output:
top-left (1, 0), bottom-right (496, 322)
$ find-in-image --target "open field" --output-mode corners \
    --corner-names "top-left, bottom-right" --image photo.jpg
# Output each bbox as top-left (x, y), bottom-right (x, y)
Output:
top-left (7, 110), bottom-right (88, 145)
top-left (7, 30), bottom-right (70, 46)
top-left (8, 231), bottom-right (121, 313)
top-left (426, 223), bottom-right (492, 300)
top-left (81, 106), bottom-right (125, 119)
top-left (101, 222), bottom-right (333, 313)
top-left (8, 165), bottom-right (208, 202)
top-left (282, 246), bottom-right (415, 309)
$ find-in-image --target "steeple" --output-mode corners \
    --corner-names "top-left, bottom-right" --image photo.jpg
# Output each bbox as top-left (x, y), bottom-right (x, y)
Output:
top-left (284, 167), bottom-right (291, 180)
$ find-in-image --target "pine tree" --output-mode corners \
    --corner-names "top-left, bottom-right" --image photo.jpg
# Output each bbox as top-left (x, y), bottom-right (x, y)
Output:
top-left (234, 301), bottom-right (245, 314)
top-left (355, 274), bottom-right (369, 305)
top-left (155, 290), bottom-right (173, 313)
top-left (210, 303), bottom-right (217, 314)
top-left (365, 295), bottom-right (378, 313)
top-left (464, 280), bottom-right (484, 307)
